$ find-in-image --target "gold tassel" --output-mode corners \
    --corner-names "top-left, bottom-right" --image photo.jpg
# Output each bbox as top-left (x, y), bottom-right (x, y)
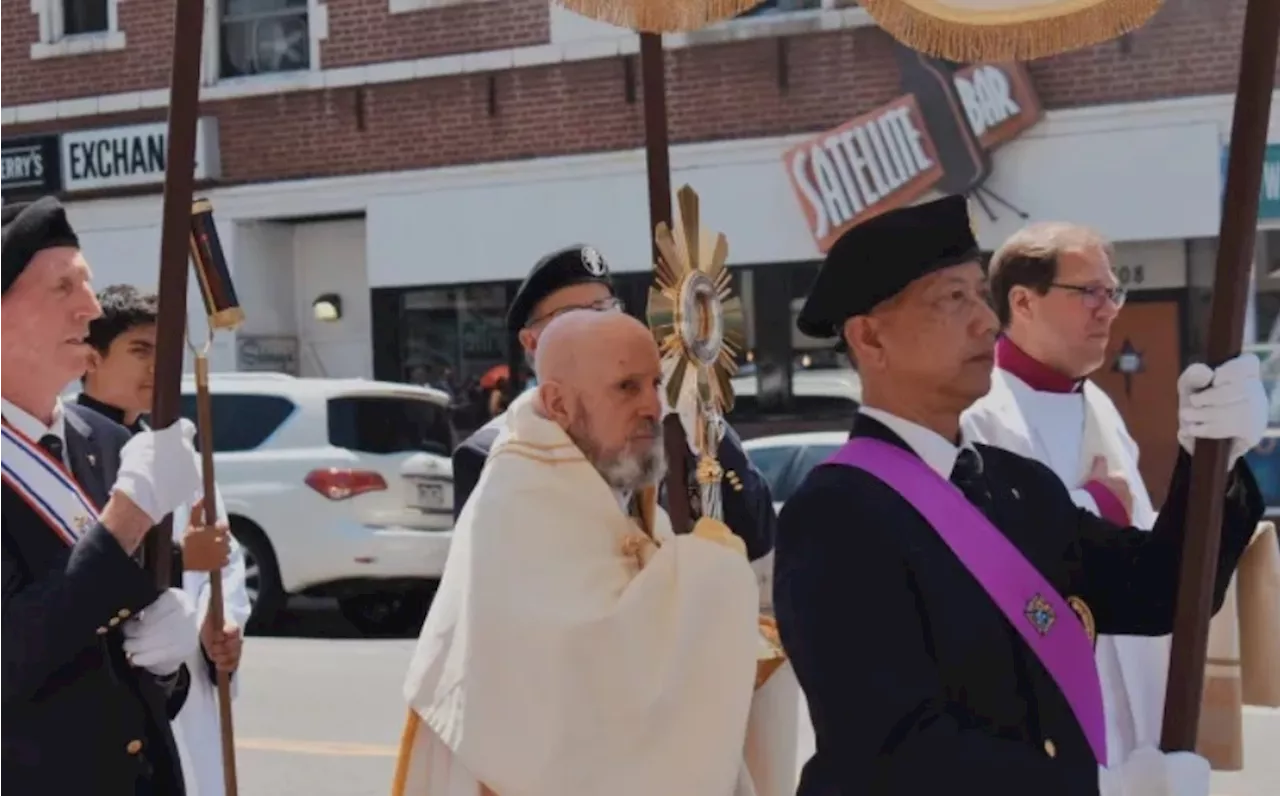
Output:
top-left (856, 0), bottom-right (1167, 63)
top-left (553, 0), bottom-right (762, 34)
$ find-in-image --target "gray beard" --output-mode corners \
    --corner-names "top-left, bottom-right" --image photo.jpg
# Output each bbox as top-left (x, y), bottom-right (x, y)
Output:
top-left (570, 422), bottom-right (668, 494)
top-left (596, 438), bottom-right (668, 494)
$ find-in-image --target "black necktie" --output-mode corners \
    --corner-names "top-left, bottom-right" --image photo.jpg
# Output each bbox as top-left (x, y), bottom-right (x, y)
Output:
top-left (950, 447), bottom-right (992, 514)
top-left (38, 434), bottom-right (64, 464)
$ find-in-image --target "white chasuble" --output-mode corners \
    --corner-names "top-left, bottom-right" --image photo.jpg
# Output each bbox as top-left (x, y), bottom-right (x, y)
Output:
top-left (963, 369), bottom-right (1171, 766)
top-left (393, 390), bottom-right (766, 796)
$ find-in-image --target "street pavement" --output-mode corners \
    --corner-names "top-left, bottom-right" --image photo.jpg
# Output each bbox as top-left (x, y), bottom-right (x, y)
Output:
top-left (232, 602), bottom-right (1280, 796)
top-left (234, 602), bottom-right (410, 796)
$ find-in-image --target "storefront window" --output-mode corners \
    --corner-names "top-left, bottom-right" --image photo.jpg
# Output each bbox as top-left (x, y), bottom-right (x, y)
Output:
top-left (379, 260), bottom-right (864, 437)
top-left (1250, 230), bottom-right (1280, 426)
top-left (723, 261), bottom-right (860, 430)
top-left (787, 262), bottom-right (862, 417)
top-left (399, 283), bottom-right (512, 429)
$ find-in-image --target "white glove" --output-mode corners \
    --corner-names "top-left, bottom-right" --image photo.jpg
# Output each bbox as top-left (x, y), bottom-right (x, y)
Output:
top-left (1099, 747), bottom-right (1210, 796)
top-left (122, 588), bottom-right (199, 676)
top-left (112, 419), bottom-right (202, 523)
top-left (1176, 354), bottom-right (1267, 468)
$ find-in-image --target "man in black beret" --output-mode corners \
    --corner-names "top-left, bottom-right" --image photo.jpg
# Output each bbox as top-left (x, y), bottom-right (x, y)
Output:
top-left (451, 244), bottom-right (623, 516)
top-left (451, 244), bottom-right (776, 564)
top-left (2, 196), bottom-right (209, 795)
top-left (774, 195), bottom-right (1265, 796)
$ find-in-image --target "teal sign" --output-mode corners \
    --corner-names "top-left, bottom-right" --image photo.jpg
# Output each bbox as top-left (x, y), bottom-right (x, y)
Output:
top-left (1222, 143), bottom-right (1280, 219)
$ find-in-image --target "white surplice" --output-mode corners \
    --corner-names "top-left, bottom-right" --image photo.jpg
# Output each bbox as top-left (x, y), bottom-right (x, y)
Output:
top-left (962, 369), bottom-right (1171, 766)
top-left (393, 390), bottom-right (782, 796)
top-left (169, 477), bottom-right (253, 796)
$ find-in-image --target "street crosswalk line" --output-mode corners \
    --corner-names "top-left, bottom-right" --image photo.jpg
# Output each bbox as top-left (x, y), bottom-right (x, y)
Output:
top-left (236, 737), bottom-right (398, 757)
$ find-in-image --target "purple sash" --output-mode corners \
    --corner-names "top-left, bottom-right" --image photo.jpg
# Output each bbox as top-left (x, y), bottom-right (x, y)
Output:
top-left (827, 437), bottom-right (1107, 765)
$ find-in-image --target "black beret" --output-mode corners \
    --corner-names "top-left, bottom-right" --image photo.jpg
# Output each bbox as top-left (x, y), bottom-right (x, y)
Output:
top-left (506, 244), bottom-right (615, 333)
top-left (2, 196), bottom-right (80, 296)
top-left (796, 194), bottom-right (981, 341)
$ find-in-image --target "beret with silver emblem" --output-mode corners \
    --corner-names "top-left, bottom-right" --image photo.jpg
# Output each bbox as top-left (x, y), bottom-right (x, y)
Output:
top-left (2, 196), bottom-right (81, 296)
top-left (796, 195), bottom-right (982, 343)
top-left (506, 244), bottom-right (615, 333)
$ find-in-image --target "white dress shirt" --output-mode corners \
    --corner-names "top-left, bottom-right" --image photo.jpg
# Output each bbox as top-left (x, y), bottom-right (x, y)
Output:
top-left (2, 397), bottom-right (69, 466)
top-left (859, 405), bottom-right (977, 480)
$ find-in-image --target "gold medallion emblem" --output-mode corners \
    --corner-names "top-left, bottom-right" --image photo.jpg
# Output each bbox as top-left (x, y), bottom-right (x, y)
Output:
top-left (73, 515), bottom-right (92, 533)
top-left (1024, 594), bottom-right (1055, 635)
top-left (1067, 595), bottom-right (1096, 645)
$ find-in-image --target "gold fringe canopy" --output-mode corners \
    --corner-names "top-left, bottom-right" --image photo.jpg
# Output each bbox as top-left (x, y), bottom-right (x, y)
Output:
top-left (554, 0), bottom-right (761, 33)
top-left (857, 0), bottom-right (1167, 63)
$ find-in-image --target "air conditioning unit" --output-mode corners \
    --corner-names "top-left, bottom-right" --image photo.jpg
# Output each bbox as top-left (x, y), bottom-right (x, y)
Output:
top-left (252, 16), bottom-right (309, 73)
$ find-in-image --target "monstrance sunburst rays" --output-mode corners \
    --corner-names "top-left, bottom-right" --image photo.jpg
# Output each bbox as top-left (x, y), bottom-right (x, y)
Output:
top-left (647, 185), bottom-right (745, 459)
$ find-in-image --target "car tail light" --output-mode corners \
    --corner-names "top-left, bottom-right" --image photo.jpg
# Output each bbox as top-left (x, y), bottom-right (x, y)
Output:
top-left (305, 468), bottom-right (387, 501)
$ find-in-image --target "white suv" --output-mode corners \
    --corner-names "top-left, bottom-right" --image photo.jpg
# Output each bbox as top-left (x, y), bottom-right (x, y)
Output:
top-left (178, 372), bottom-right (455, 635)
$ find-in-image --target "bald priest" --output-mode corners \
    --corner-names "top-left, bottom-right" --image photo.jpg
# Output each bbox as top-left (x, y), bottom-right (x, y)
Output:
top-left (393, 310), bottom-right (791, 796)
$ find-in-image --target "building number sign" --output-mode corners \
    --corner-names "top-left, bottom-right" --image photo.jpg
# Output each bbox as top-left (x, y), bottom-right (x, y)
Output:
top-left (1115, 264), bottom-right (1145, 287)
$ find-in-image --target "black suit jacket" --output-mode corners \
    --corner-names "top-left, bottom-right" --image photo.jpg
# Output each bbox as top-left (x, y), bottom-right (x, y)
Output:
top-left (452, 415), bottom-right (777, 561)
top-left (774, 415), bottom-right (1263, 796)
top-left (2, 404), bottom-right (189, 795)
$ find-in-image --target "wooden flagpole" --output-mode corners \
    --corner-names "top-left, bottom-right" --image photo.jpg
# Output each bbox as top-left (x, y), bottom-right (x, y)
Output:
top-left (144, 0), bottom-right (207, 588)
top-left (1160, 0), bottom-right (1279, 749)
top-left (638, 30), bottom-right (694, 535)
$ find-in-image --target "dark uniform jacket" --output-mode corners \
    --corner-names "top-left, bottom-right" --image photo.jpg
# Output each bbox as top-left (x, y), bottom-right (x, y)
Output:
top-left (2, 404), bottom-right (190, 795)
top-left (774, 414), bottom-right (1263, 796)
top-left (452, 413), bottom-right (777, 561)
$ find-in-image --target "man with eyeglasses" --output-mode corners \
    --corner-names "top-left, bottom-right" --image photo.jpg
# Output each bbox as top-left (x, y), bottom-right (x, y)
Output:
top-left (451, 245), bottom-right (628, 520)
top-left (776, 197), bottom-right (1264, 796)
top-left (451, 246), bottom-right (776, 570)
top-left (962, 222), bottom-right (1172, 785)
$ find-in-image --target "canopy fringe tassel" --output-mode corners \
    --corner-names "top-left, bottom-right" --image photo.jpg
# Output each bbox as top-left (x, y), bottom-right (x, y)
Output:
top-left (857, 0), bottom-right (1166, 62)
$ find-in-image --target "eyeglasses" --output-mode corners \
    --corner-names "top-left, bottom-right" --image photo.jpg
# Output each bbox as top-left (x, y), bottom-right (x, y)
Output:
top-left (1050, 283), bottom-right (1127, 310)
top-left (525, 296), bottom-right (624, 329)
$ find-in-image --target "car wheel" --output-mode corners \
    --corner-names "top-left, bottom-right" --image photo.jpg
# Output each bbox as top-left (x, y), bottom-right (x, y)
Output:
top-left (229, 516), bottom-right (285, 633)
top-left (338, 586), bottom-right (437, 637)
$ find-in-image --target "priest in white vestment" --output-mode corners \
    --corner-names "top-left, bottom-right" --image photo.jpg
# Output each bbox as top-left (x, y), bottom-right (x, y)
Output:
top-left (394, 310), bottom-right (781, 796)
top-left (962, 222), bottom-right (1170, 778)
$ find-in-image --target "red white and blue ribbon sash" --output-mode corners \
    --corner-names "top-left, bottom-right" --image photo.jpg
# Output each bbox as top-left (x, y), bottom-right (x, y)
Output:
top-left (1, 419), bottom-right (100, 546)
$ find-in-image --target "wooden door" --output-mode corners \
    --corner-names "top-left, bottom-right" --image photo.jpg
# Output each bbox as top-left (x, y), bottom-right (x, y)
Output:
top-left (1088, 300), bottom-right (1182, 507)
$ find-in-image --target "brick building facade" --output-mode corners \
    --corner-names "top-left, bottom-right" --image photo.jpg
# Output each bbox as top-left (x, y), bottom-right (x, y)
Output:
top-left (3, 1), bottom-right (1278, 473)
top-left (1, 0), bottom-right (1264, 188)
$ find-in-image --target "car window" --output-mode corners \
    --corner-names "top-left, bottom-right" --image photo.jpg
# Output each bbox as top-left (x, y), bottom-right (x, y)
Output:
top-left (327, 395), bottom-right (454, 456)
top-left (795, 444), bottom-right (842, 480)
top-left (729, 395), bottom-right (856, 422)
top-left (764, 443), bottom-right (842, 505)
top-left (745, 445), bottom-right (799, 500)
top-left (179, 393), bottom-right (296, 452)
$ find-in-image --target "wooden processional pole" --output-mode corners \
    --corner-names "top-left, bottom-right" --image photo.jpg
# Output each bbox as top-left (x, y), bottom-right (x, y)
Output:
top-left (147, 2), bottom-right (245, 793)
top-left (1160, 0), bottom-right (1280, 750)
top-left (638, 30), bottom-right (694, 535)
top-left (145, 0), bottom-right (207, 587)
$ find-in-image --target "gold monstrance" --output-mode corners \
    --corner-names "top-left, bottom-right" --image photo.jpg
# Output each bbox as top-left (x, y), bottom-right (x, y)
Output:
top-left (647, 186), bottom-right (745, 523)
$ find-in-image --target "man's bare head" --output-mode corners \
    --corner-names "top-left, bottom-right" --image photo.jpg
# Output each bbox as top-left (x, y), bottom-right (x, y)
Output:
top-left (535, 311), bottom-right (666, 493)
top-left (990, 222), bottom-right (1121, 379)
